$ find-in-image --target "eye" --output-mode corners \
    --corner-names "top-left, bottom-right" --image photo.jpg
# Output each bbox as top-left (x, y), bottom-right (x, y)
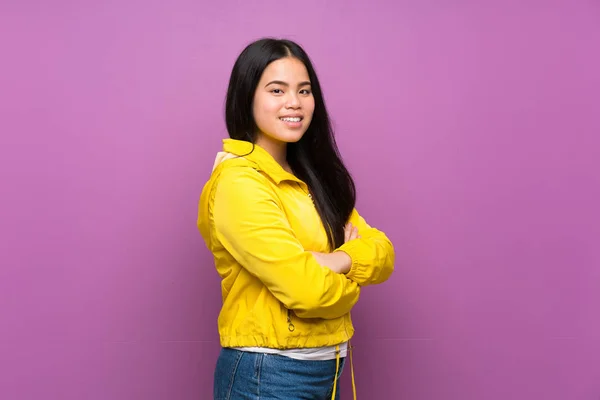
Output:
top-left (300, 89), bottom-right (312, 95)
top-left (270, 89), bottom-right (283, 94)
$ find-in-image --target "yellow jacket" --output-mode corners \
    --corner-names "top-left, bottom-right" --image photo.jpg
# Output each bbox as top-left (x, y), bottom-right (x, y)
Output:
top-left (197, 139), bottom-right (395, 349)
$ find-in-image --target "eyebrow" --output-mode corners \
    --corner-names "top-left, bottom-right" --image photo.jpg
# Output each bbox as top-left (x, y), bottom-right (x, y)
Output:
top-left (265, 80), bottom-right (311, 88)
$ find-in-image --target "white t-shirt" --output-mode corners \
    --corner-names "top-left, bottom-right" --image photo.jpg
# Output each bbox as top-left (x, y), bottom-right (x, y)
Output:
top-left (233, 342), bottom-right (348, 361)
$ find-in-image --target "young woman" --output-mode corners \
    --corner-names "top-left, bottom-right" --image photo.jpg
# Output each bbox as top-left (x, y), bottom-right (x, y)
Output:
top-left (197, 38), bottom-right (395, 400)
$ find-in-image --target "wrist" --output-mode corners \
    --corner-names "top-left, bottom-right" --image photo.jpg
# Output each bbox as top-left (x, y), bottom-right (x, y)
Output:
top-left (333, 251), bottom-right (352, 274)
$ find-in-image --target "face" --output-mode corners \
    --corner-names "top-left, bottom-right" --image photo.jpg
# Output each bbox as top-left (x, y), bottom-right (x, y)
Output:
top-left (252, 57), bottom-right (315, 147)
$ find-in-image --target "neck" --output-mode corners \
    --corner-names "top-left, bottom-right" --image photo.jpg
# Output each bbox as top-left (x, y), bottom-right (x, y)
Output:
top-left (255, 134), bottom-right (291, 172)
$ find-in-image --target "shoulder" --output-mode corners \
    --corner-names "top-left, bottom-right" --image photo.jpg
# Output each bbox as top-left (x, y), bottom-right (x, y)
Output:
top-left (216, 157), bottom-right (265, 183)
top-left (213, 158), bottom-right (276, 200)
top-left (210, 159), bottom-right (284, 228)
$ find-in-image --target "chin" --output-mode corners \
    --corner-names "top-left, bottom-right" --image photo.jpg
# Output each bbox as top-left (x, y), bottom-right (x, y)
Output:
top-left (273, 130), bottom-right (306, 143)
top-left (285, 135), bottom-right (304, 143)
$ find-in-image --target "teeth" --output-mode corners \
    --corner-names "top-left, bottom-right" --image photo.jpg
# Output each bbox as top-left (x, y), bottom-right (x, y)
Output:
top-left (280, 117), bottom-right (301, 122)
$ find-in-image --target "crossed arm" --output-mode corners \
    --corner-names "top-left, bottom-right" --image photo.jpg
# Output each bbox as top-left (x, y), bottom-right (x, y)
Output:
top-left (313, 210), bottom-right (396, 286)
top-left (212, 167), bottom-right (395, 319)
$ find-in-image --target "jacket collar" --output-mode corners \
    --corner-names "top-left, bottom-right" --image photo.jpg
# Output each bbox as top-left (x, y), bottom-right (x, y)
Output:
top-left (222, 139), bottom-right (303, 185)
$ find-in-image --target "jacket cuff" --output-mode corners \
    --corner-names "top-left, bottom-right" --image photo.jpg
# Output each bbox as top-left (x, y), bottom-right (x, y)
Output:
top-left (336, 239), bottom-right (370, 284)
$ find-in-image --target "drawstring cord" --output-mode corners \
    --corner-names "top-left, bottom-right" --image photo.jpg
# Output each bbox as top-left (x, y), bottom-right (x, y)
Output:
top-left (331, 345), bottom-right (340, 400)
top-left (350, 343), bottom-right (357, 399)
top-left (331, 342), bottom-right (357, 400)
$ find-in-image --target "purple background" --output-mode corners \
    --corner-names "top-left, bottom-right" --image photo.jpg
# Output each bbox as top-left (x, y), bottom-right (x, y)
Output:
top-left (1, 1), bottom-right (599, 399)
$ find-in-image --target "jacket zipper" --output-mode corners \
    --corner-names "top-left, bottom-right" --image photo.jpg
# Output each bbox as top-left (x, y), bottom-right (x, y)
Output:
top-left (286, 309), bottom-right (295, 332)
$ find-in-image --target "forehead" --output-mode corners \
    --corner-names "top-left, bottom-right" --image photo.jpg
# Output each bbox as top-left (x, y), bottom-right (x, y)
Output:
top-left (259, 57), bottom-right (310, 83)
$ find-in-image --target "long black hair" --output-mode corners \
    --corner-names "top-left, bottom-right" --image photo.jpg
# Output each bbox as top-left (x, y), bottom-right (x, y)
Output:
top-left (225, 38), bottom-right (356, 250)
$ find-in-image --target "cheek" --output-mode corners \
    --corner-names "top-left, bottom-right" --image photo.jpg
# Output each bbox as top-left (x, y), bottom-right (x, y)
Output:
top-left (253, 97), bottom-right (281, 133)
top-left (305, 99), bottom-right (316, 117)
top-left (255, 96), bottom-right (281, 117)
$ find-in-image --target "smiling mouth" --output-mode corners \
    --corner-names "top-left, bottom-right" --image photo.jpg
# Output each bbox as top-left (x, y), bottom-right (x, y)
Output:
top-left (279, 117), bottom-right (303, 122)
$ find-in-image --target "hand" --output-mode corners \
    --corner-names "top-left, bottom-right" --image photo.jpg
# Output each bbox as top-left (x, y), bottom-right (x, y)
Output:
top-left (344, 223), bottom-right (361, 243)
top-left (310, 223), bottom-right (360, 274)
top-left (311, 251), bottom-right (352, 274)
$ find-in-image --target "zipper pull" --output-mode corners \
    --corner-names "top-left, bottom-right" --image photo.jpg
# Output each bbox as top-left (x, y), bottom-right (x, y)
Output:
top-left (287, 310), bottom-right (295, 332)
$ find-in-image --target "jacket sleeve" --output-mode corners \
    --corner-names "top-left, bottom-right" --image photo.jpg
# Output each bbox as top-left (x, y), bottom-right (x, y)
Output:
top-left (335, 208), bottom-right (395, 286)
top-left (211, 167), bottom-right (360, 320)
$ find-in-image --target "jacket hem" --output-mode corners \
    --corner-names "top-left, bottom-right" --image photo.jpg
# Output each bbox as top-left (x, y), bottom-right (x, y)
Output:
top-left (219, 328), bottom-right (355, 349)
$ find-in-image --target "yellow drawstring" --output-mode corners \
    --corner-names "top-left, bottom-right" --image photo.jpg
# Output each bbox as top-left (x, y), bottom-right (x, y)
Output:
top-left (331, 343), bottom-right (357, 400)
top-left (350, 342), bottom-right (357, 399)
top-left (331, 345), bottom-right (340, 400)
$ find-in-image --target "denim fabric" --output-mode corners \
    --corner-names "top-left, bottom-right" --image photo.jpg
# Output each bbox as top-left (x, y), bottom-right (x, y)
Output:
top-left (214, 348), bottom-right (346, 400)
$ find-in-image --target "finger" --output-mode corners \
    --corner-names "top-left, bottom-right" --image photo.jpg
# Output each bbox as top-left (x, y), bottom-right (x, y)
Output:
top-left (344, 224), bottom-right (351, 242)
top-left (346, 223), bottom-right (354, 242)
top-left (351, 226), bottom-right (359, 240)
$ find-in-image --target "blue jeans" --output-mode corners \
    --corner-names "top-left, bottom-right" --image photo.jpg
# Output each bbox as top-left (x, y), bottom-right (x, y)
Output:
top-left (213, 348), bottom-right (346, 400)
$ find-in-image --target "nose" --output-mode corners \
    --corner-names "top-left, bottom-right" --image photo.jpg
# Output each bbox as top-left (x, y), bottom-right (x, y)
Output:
top-left (285, 93), bottom-right (301, 109)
